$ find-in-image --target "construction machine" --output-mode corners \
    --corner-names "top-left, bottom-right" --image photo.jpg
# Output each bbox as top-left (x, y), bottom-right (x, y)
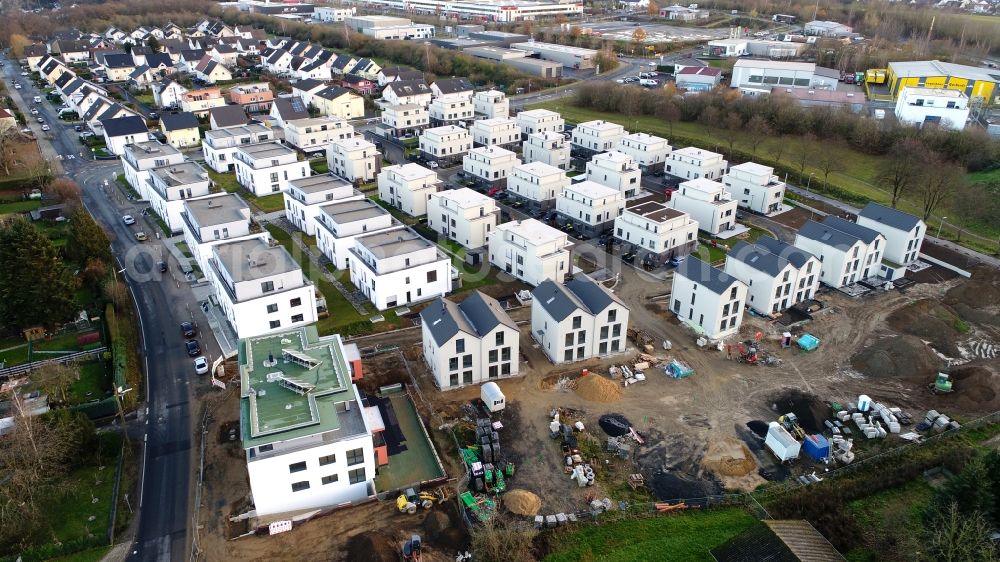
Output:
top-left (396, 487), bottom-right (450, 514)
top-left (401, 534), bottom-right (422, 561)
top-left (779, 413), bottom-right (806, 439)
top-left (931, 372), bottom-right (954, 394)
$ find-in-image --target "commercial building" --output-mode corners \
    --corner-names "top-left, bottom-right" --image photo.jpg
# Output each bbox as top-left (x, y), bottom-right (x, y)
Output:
top-left (489, 219), bottom-right (573, 286)
top-left (146, 161), bottom-right (212, 233)
top-left (506, 161), bottom-right (569, 212)
top-left (349, 228), bottom-right (452, 310)
top-left (613, 200), bottom-right (698, 266)
top-left (523, 131), bottom-right (570, 170)
top-left (462, 146), bottom-right (520, 189)
top-left (555, 181), bottom-right (624, 237)
top-left (722, 162), bottom-right (786, 215)
top-left (570, 120), bottom-right (626, 157)
top-left (283, 174), bottom-right (364, 235)
top-left (670, 257), bottom-right (747, 340)
top-left (668, 178), bottom-right (738, 236)
top-left (233, 142), bottom-right (310, 196)
top-left (377, 163), bottom-right (441, 217)
top-left (345, 0), bottom-right (583, 23)
top-left (419, 125), bottom-right (472, 166)
top-left (426, 188), bottom-right (499, 250)
top-left (327, 138), bottom-right (381, 184)
top-left (470, 118), bottom-right (521, 148)
top-left (666, 147), bottom-right (727, 181)
top-left (894, 87), bottom-right (970, 130)
top-left (202, 124), bottom-right (273, 173)
top-left (181, 193), bottom-right (265, 274)
top-left (730, 60), bottom-right (837, 92)
top-left (530, 276), bottom-right (630, 364)
top-left (804, 20), bottom-right (853, 37)
top-left (314, 199), bottom-right (405, 270)
top-left (510, 42), bottom-right (596, 69)
top-left (504, 57), bottom-right (563, 78)
top-left (674, 66), bottom-right (723, 91)
top-left (883, 60), bottom-right (998, 107)
top-left (346, 15), bottom-right (435, 40)
top-left (856, 202), bottom-right (925, 277)
top-left (616, 133), bottom-right (671, 174)
top-left (314, 6), bottom-right (356, 21)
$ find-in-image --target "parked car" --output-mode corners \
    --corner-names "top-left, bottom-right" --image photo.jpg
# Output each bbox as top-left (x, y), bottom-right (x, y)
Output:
top-left (670, 255), bottom-right (687, 267)
top-left (428, 161), bottom-right (439, 169)
top-left (122, 214), bottom-right (135, 225)
top-left (180, 321), bottom-right (196, 338)
top-left (30, 108), bottom-right (38, 115)
top-left (157, 261), bottom-right (167, 272)
top-left (33, 96), bottom-right (41, 103)
top-left (134, 231), bottom-right (148, 241)
top-left (622, 252), bottom-right (636, 264)
top-left (193, 356), bottom-right (209, 375)
top-left (148, 111), bottom-right (158, 119)
top-left (14, 83), bottom-right (21, 89)
top-left (74, 125), bottom-right (83, 132)
top-left (185, 339), bottom-right (201, 357)
top-left (36, 117), bottom-right (44, 123)
top-left (41, 124), bottom-right (49, 131)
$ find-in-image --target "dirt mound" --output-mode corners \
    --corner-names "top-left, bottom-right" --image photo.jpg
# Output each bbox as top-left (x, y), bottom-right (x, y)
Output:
top-left (599, 414), bottom-right (632, 437)
top-left (648, 469), bottom-right (722, 503)
top-left (887, 299), bottom-right (962, 356)
top-left (573, 374), bottom-right (622, 402)
top-left (423, 511), bottom-right (451, 539)
top-left (770, 390), bottom-right (829, 433)
top-left (946, 266), bottom-right (1000, 310)
top-left (935, 362), bottom-right (1000, 413)
top-left (703, 439), bottom-right (757, 478)
top-left (504, 489), bottom-right (542, 516)
top-left (345, 532), bottom-right (398, 562)
top-left (850, 335), bottom-right (945, 383)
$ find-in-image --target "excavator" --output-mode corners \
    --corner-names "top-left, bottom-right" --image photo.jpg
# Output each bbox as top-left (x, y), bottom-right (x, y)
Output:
top-left (401, 535), bottom-right (422, 561)
top-left (396, 487), bottom-right (450, 514)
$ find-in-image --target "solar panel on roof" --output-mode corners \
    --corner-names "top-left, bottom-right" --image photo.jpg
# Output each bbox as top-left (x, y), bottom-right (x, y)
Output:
top-left (290, 98), bottom-right (306, 113)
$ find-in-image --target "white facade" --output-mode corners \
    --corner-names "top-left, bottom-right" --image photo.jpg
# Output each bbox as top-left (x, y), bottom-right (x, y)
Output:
top-left (470, 118), bottom-right (521, 148)
top-left (233, 142), bottom-right (311, 196)
top-left (419, 125), bottom-right (471, 163)
top-left (570, 120), bottom-right (625, 155)
top-left (556, 181), bottom-right (624, 235)
top-left (723, 162), bottom-right (786, 215)
top-left (181, 192), bottom-right (265, 275)
top-left (427, 188), bottom-right (499, 249)
top-left (314, 6), bottom-right (356, 21)
top-left (585, 151), bottom-right (641, 198)
top-left (523, 131), bottom-right (570, 170)
top-left (668, 178), bottom-right (738, 235)
top-left (121, 141), bottom-right (185, 201)
top-left (614, 200), bottom-right (698, 262)
top-left (724, 243), bottom-right (806, 316)
top-left (351, 0), bottom-right (582, 23)
top-left (380, 103), bottom-right (429, 135)
top-left (147, 161), bottom-right (212, 233)
top-left (473, 90), bottom-right (509, 119)
top-left (202, 124), bottom-right (274, 173)
top-left (429, 94), bottom-right (474, 125)
top-left (283, 174), bottom-right (364, 235)
top-left (377, 163), bottom-right (441, 217)
top-left (507, 161), bottom-right (569, 210)
top-left (666, 147), bottom-right (728, 180)
top-left (895, 87), bottom-right (970, 130)
top-left (793, 218), bottom-right (885, 288)
top-left (462, 146), bottom-right (520, 187)
top-left (670, 258), bottom-right (747, 340)
top-left (315, 199), bottom-right (405, 270)
top-left (282, 117), bottom-right (355, 153)
top-left (516, 109), bottom-right (564, 137)
top-left (349, 229), bottom-right (451, 310)
top-left (530, 277), bottom-right (630, 364)
top-left (753, 236), bottom-right (822, 307)
top-left (856, 202), bottom-right (925, 268)
top-left (489, 219), bottom-right (573, 286)
top-left (616, 133), bottom-right (671, 173)
top-left (327, 138), bottom-right (381, 184)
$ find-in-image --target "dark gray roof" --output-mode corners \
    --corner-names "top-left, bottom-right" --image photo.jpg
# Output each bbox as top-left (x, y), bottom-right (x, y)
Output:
top-left (797, 219), bottom-right (862, 251)
top-left (23, 44), bottom-right (48, 57)
top-left (531, 280), bottom-right (580, 322)
top-left (675, 257), bottom-right (742, 295)
top-left (271, 97), bottom-right (309, 121)
top-left (209, 105), bottom-right (249, 128)
top-left (145, 53), bottom-right (174, 68)
top-left (420, 291), bottom-right (516, 346)
top-left (533, 276), bottom-right (624, 321)
top-left (160, 111), bottom-right (199, 131)
top-left (858, 202), bottom-right (920, 232)
top-left (101, 115), bottom-right (148, 137)
top-left (821, 215), bottom-right (882, 244)
top-left (754, 236), bottom-right (816, 269)
top-left (386, 80), bottom-right (430, 97)
top-left (728, 241), bottom-right (791, 276)
top-left (566, 276), bottom-right (624, 314)
top-left (100, 53), bottom-right (134, 68)
top-left (433, 78), bottom-right (473, 95)
top-left (314, 86), bottom-right (353, 101)
top-left (294, 78), bottom-right (324, 92)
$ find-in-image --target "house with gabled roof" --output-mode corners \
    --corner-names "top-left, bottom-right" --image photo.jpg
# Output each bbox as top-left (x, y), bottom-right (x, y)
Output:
top-left (670, 257), bottom-right (747, 340)
top-left (856, 202), bottom-right (925, 278)
top-left (531, 276), bottom-right (630, 364)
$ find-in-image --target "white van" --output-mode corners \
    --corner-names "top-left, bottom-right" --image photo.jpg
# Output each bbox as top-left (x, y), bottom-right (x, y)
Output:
top-left (33, 96), bottom-right (42, 103)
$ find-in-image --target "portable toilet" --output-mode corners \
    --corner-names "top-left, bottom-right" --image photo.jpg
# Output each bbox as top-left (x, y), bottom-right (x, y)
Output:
top-left (803, 434), bottom-right (830, 461)
top-left (858, 394), bottom-right (872, 413)
top-left (481, 382), bottom-right (505, 412)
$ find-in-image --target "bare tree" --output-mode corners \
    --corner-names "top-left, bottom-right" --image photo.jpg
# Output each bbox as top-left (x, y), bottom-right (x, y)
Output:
top-left (876, 138), bottom-right (923, 208)
top-left (0, 127), bottom-right (21, 177)
top-left (46, 177), bottom-right (82, 205)
top-left (654, 98), bottom-right (681, 138)
top-left (918, 154), bottom-right (962, 221)
top-left (746, 115), bottom-right (772, 158)
top-left (817, 140), bottom-right (847, 189)
top-left (927, 503), bottom-right (999, 562)
top-left (471, 516), bottom-right (538, 562)
top-left (30, 362), bottom-right (80, 403)
top-left (720, 112), bottom-right (743, 159)
top-left (766, 135), bottom-right (788, 167)
top-left (792, 133), bottom-right (818, 183)
top-left (950, 182), bottom-right (990, 243)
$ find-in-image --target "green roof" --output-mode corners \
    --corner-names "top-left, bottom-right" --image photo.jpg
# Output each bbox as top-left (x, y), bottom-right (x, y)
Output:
top-left (239, 326), bottom-right (359, 448)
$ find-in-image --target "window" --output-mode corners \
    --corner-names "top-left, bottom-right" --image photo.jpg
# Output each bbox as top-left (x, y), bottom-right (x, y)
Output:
top-left (267, 303), bottom-right (278, 313)
top-left (577, 332), bottom-right (586, 344)
top-left (348, 468), bottom-right (366, 484)
top-left (289, 461), bottom-right (307, 473)
top-left (259, 444), bottom-right (273, 452)
top-left (319, 454), bottom-right (336, 466)
top-left (463, 354), bottom-right (472, 368)
top-left (261, 281), bottom-right (275, 293)
top-left (489, 349), bottom-right (498, 363)
top-left (496, 331), bottom-right (504, 346)
top-left (291, 481), bottom-right (310, 492)
top-left (501, 362), bottom-right (511, 375)
top-left (729, 287), bottom-right (738, 299)
top-left (489, 365), bottom-right (498, 379)
top-left (564, 349), bottom-right (573, 362)
top-left (463, 371), bottom-right (473, 384)
top-left (291, 314), bottom-right (304, 322)
top-left (322, 474), bottom-right (339, 485)
top-left (600, 326), bottom-right (609, 339)
top-left (449, 357), bottom-right (458, 371)
top-left (427, 270), bottom-right (437, 283)
top-left (290, 297), bottom-right (302, 307)
top-left (608, 309), bottom-right (617, 322)
top-left (572, 316), bottom-right (582, 329)
top-left (565, 333), bottom-right (574, 346)
top-left (501, 347), bottom-right (511, 361)
top-left (269, 320), bottom-right (281, 329)
top-left (456, 338), bottom-right (465, 353)
top-left (346, 448), bottom-right (364, 466)
top-left (612, 324), bottom-right (621, 338)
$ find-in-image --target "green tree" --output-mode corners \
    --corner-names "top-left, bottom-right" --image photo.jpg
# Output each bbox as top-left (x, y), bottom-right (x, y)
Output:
top-left (146, 35), bottom-right (161, 52)
top-left (65, 206), bottom-right (112, 267)
top-left (0, 217), bottom-right (79, 330)
top-left (925, 503), bottom-right (999, 562)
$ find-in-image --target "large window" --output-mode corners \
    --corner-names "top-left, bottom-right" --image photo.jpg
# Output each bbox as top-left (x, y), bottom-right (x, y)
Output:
top-left (319, 454), bottom-right (336, 466)
top-left (321, 474), bottom-right (339, 485)
top-left (346, 448), bottom-right (365, 466)
top-left (348, 468), bottom-right (366, 484)
top-left (291, 481), bottom-right (310, 492)
top-left (289, 461), bottom-right (307, 473)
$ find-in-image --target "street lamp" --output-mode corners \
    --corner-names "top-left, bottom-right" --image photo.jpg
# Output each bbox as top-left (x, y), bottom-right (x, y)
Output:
top-left (805, 172), bottom-right (815, 193)
top-left (91, 147), bottom-right (96, 161)
top-left (937, 216), bottom-right (948, 238)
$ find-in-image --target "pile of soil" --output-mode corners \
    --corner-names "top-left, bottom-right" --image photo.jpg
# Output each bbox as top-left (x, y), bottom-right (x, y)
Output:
top-left (599, 414), bottom-right (632, 437)
top-left (850, 335), bottom-right (945, 383)
top-left (935, 361), bottom-right (1000, 413)
top-left (504, 489), bottom-right (542, 516)
top-left (770, 390), bottom-right (829, 433)
top-left (648, 469), bottom-right (722, 504)
top-left (887, 299), bottom-right (962, 356)
top-left (573, 374), bottom-right (623, 402)
top-left (345, 532), bottom-right (398, 562)
top-left (702, 439), bottom-right (757, 478)
top-left (423, 511), bottom-right (451, 539)
top-left (946, 266), bottom-right (1000, 310)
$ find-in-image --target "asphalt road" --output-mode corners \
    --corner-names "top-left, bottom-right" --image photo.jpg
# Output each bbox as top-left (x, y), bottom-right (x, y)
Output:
top-left (1, 55), bottom-right (204, 562)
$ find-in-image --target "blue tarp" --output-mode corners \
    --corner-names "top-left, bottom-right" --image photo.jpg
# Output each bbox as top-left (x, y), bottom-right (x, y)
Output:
top-left (798, 333), bottom-right (820, 351)
top-left (666, 359), bottom-right (694, 379)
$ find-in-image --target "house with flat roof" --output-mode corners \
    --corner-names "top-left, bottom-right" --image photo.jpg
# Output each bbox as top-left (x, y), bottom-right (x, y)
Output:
top-left (315, 199), bottom-right (405, 270)
top-left (473, 90), bottom-right (509, 119)
top-left (489, 218), bottom-right (573, 286)
top-left (202, 124), bottom-right (274, 173)
top-left (555, 181), bottom-right (624, 237)
top-left (570, 120), bottom-right (626, 157)
top-left (180, 87), bottom-right (227, 117)
top-left (884, 60), bottom-right (998, 107)
top-left (666, 146), bottom-right (727, 180)
top-left (523, 131), bottom-right (570, 170)
top-left (531, 276), bottom-right (630, 364)
top-left (327, 137), bottom-right (381, 184)
top-left (233, 142), bottom-right (310, 196)
top-left (895, 87), bottom-right (970, 130)
top-left (722, 162), bottom-right (786, 215)
top-left (616, 133), bottom-right (671, 174)
top-left (227, 82), bottom-right (274, 113)
top-left (379, 103), bottom-right (430, 138)
top-left (283, 116), bottom-right (355, 154)
top-left (507, 161), bottom-right (569, 212)
top-left (377, 163), bottom-right (441, 217)
top-left (670, 257), bottom-right (747, 340)
top-left (283, 174), bottom-right (364, 235)
top-left (421, 291), bottom-right (520, 389)
top-left (419, 125), bottom-right (472, 166)
top-left (470, 118), bottom-right (521, 149)
top-left (516, 109), bottom-right (564, 139)
top-left (121, 140), bottom-right (184, 201)
top-left (147, 161), bottom-right (212, 233)
top-left (856, 202), bottom-right (924, 278)
top-left (585, 151), bottom-right (641, 198)
top-left (349, 228), bottom-right (452, 310)
top-left (181, 192), bottom-right (266, 274)
top-left (462, 146), bottom-right (520, 190)
top-left (668, 178), bottom-right (738, 236)
top-left (427, 188), bottom-right (499, 250)
top-left (614, 200), bottom-right (698, 266)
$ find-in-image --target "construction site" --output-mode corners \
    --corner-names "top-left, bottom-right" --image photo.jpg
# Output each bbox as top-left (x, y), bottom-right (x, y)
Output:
top-left (191, 256), bottom-right (1000, 561)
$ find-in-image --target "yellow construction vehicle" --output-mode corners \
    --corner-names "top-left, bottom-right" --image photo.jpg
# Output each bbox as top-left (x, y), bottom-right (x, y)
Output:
top-left (396, 487), bottom-right (450, 514)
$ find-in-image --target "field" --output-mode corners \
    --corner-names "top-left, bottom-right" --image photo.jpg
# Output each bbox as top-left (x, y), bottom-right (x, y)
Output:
top-left (844, 479), bottom-right (934, 562)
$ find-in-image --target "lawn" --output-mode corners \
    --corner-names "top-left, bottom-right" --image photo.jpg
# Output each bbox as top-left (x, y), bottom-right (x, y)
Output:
top-left (543, 508), bottom-right (760, 562)
top-left (0, 331), bottom-right (101, 367)
top-left (207, 170), bottom-right (285, 212)
top-left (309, 159), bottom-right (329, 174)
top-left (967, 167), bottom-right (1000, 184)
top-left (133, 93), bottom-right (154, 106)
top-left (115, 173), bottom-right (140, 200)
top-left (68, 360), bottom-right (112, 404)
top-left (844, 479), bottom-right (934, 562)
top-left (370, 195), bottom-right (418, 225)
top-left (175, 241), bottom-right (194, 258)
top-left (0, 199), bottom-right (43, 214)
top-left (207, 170), bottom-right (239, 193)
top-left (47, 547), bottom-right (112, 562)
top-left (252, 193), bottom-right (285, 213)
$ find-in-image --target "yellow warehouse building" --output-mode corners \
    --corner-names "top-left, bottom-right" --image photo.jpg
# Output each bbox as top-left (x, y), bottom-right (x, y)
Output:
top-left (883, 60), bottom-right (999, 106)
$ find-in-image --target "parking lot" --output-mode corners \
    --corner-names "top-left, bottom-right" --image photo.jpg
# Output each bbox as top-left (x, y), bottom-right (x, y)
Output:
top-left (578, 21), bottom-right (730, 43)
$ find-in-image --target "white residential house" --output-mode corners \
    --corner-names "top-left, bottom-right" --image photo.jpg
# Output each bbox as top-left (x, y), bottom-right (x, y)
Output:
top-left (282, 117), bottom-right (355, 154)
top-left (349, 228), bottom-right (451, 310)
top-left (895, 87), bottom-right (970, 131)
top-left (283, 174), bottom-right (364, 235)
top-left (555, 181), bottom-right (624, 237)
top-left (202, 124), bottom-right (273, 173)
top-left (725, 241), bottom-right (806, 316)
top-left (506, 161), bottom-right (569, 212)
top-left (671, 257), bottom-right (747, 340)
top-left (101, 116), bottom-right (152, 156)
top-left (419, 125), bottom-right (471, 165)
top-left (856, 202), bottom-right (925, 279)
top-left (616, 133), bottom-right (671, 174)
top-left (821, 215), bottom-right (886, 280)
top-left (420, 291), bottom-right (520, 389)
top-left (470, 118), bottom-right (521, 148)
top-left (314, 199), bottom-right (405, 270)
top-left (754, 236), bottom-right (822, 305)
top-left (793, 217), bottom-right (885, 288)
top-left (613, 200), bottom-right (698, 265)
top-left (152, 80), bottom-right (188, 108)
top-left (489, 219), bottom-right (573, 286)
top-left (530, 276), bottom-right (630, 364)
top-left (239, 328), bottom-right (378, 517)
top-left (523, 131), bottom-right (570, 170)
top-left (462, 146), bottom-right (520, 189)
top-left (233, 142), bottom-right (310, 196)
top-left (570, 120), bottom-right (626, 156)
top-left (585, 151), bottom-right (641, 198)
top-left (381, 80), bottom-right (432, 108)
top-left (121, 140), bottom-right (185, 201)
top-left (473, 90), bottom-right (509, 119)
top-left (428, 94), bottom-right (474, 126)
top-left (181, 192), bottom-right (267, 275)
top-left (516, 109), bottom-right (564, 139)
top-left (327, 138), bottom-right (381, 184)
top-left (146, 161), bottom-right (212, 233)
top-left (723, 162), bottom-right (786, 215)
top-left (207, 237), bottom-right (318, 338)
top-left (427, 188), bottom-right (499, 250)
top-left (668, 178), bottom-right (738, 235)
top-left (666, 147), bottom-right (728, 180)
top-left (377, 163), bottom-right (441, 217)
top-left (380, 103), bottom-right (429, 138)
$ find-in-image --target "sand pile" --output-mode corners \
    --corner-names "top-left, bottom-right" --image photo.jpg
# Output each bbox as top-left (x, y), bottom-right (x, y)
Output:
top-left (703, 439), bottom-right (757, 478)
top-left (345, 532), bottom-right (397, 562)
top-left (573, 374), bottom-right (623, 402)
top-left (851, 335), bottom-right (945, 382)
top-left (887, 299), bottom-right (962, 356)
top-left (504, 489), bottom-right (542, 516)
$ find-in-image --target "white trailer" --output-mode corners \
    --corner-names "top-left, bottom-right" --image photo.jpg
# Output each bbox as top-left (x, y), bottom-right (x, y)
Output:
top-left (481, 382), bottom-right (505, 412)
top-left (765, 421), bottom-right (801, 462)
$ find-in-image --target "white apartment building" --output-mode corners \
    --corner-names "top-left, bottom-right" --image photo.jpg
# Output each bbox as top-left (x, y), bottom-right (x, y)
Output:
top-left (201, 124), bottom-right (274, 173)
top-left (507, 161), bottom-right (569, 212)
top-left (240, 328), bottom-right (377, 517)
top-left (420, 291), bottom-right (520, 389)
top-left (523, 131), bottom-right (570, 170)
top-left (856, 202), bottom-right (925, 278)
top-left (121, 140), bottom-right (185, 201)
top-left (723, 162), bottom-right (786, 215)
top-left (377, 163), bottom-right (441, 217)
top-left (208, 238), bottom-right (318, 338)
top-left (666, 147), bottom-right (728, 180)
top-left (531, 276), bottom-right (630, 364)
top-left (516, 109), bottom-right (564, 138)
top-left (314, 199), bottom-right (405, 270)
top-left (670, 257), bottom-right (747, 340)
top-left (282, 117), bottom-right (355, 154)
top-left (327, 137), bottom-right (381, 184)
top-left (555, 181), bottom-right (624, 237)
top-left (283, 174), bottom-right (364, 235)
top-left (614, 200), bottom-right (698, 265)
top-left (821, 215), bottom-right (886, 280)
top-left (181, 193), bottom-right (266, 275)
top-left (233, 142), bottom-right (311, 196)
top-left (470, 118), bottom-right (521, 148)
top-left (617, 132), bottom-right (671, 174)
top-left (146, 161), bottom-right (212, 233)
top-left (585, 151), bottom-right (641, 198)
top-left (462, 146), bottom-right (520, 189)
top-left (895, 87), bottom-right (970, 131)
top-left (794, 217), bottom-right (885, 288)
top-left (380, 103), bottom-right (429, 138)
top-left (668, 178), bottom-right (738, 235)
top-left (473, 90), bottom-right (509, 119)
top-left (349, 228), bottom-right (451, 310)
top-left (429, 94), bottom-right (474, 126)
top-left (570, 120), bottom-right (626, 156)
top-left (419, 125), bottom-right (471, 165)
top-left (725, 241), bottom-right (808, 316)
top-left (754, 236), bottom-right (822, 306)
top-left (489, 219), bottom-right (573, 286)
top-left (427, 188), bottom-right (499, 250)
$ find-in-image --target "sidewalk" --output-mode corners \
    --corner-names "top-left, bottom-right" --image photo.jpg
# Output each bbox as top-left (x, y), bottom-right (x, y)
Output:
top-left (5, 77), bottom-right (64, 175)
